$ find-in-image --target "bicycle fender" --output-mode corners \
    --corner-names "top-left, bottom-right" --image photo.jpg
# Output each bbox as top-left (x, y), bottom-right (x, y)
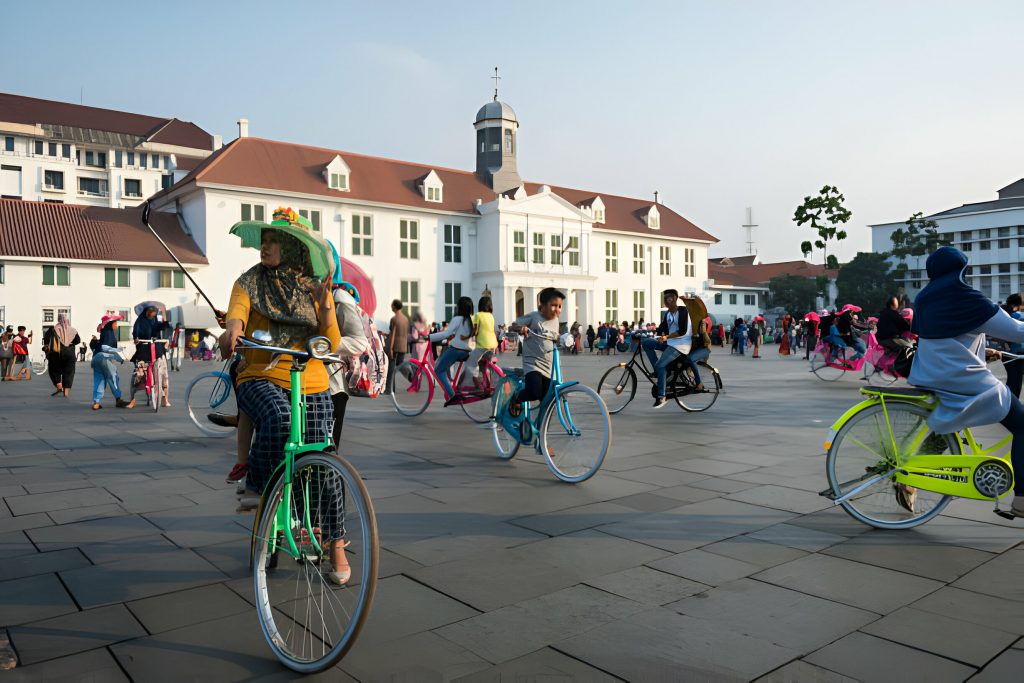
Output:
top-left (557, 380), bottom-right (580, 391)
top-left (824, 398), bottom-right (879, 452)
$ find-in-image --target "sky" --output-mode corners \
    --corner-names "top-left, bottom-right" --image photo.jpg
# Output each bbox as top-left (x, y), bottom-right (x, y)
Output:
top-left (3, 0), bottom-right (1023, 263)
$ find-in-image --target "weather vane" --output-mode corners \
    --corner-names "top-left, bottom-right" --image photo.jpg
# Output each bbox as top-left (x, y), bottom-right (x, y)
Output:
top-left (492, 67), bottom-right (501, 101)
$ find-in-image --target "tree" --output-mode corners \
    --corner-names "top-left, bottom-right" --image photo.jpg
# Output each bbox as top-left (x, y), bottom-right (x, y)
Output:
top-left (795, 185), bottom-right (852, 267)
top-left (835, 252), bottom-right (895, 311)
top-left (768, 274), bottom-right (820, 314)
top-left (889, 212), bottom-right (950, 273)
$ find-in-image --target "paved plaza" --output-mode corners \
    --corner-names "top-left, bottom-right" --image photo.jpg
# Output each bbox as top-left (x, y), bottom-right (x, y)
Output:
top-left (1, 349), bottom-right (1023, 681)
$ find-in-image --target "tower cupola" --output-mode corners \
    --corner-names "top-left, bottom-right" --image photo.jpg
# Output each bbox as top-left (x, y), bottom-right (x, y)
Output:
top-left (474, 75), bottom-right (521, 194)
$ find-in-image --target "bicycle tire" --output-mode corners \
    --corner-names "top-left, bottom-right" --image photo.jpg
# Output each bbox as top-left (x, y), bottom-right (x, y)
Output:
top-left (491, 375), bottom-right (521, 459)
top-left (461, 363), bottom-right (505, 424)
top-left (186, 371), bottom-right (235, 437)
top-left (539, 384), bottom-right (611, 483)
top-left (810, 352), bottom-right (847, 381)
top-left (826, 401), bottom-right (956, 529)
top-left (390, 359), bottom-right (433, 417)
top-left (596, 365), bottom-right (637, 415)
top-left (32, 358), bottom-right (47, 376)
top-left (252, 452), bottom-right (378, 672)
top-left (674, 361), bottom-right (722, 412)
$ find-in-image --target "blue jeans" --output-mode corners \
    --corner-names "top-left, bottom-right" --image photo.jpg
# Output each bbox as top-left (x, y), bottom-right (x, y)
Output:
top-left (641, 337), bottom-right (684, 398)
top-left (850, 338), bottom-right (866, 360)
top-left (90, 351), bottom-right (122, 403)
top-left (435, 347), bottom-right (469, 398)
top-left (687, 346), bottom-right (708, 386)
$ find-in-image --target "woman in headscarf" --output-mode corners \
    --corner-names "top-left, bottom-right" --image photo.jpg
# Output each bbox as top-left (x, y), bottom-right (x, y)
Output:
top-left (90, 315), bottom-right (131, 410)
top-left (219, 222), bottom-right (345, 581)
top-left (778, 313), bottom-right (793, 356)
top-left (909, 246), bottom-right (1024, 517)
top-left (410, 310), bottom-right (430, 360)
top-left (42, 313), bottom-right (81, 396)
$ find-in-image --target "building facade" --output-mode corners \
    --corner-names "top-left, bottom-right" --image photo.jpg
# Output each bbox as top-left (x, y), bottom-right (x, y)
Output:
top-left (871, 179), bottom-right (1024, 303)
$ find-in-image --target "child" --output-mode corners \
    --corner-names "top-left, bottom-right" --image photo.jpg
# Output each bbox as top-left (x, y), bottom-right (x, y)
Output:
top-left (429, 297), bottom-right (475, 404)
top-left (734, 318), bottom-right (748, 356)
top-left (464, 296), bottom-right (498, 389)
top-left (9, 326), bottom-right (32, 381)
top-left (508, 288), bottom-right (564, 416)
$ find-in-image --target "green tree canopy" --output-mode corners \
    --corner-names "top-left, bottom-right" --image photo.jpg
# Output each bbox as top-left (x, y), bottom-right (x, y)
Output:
top-left (835, 252), bottom-right (896, 312)
top-left (795, 185), bottom-right (852, 267)
top-left (889, 212), bottom-right (950, 271)
top-left (768, 275), bottom-right (819, 314)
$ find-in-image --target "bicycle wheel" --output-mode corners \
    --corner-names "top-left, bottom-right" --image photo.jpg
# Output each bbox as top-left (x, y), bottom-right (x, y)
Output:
top-left (252, 452), bottom-right (378, 673)
top-left (596, 364), bottom-right (637, 415)
top-left (539, 384), bottom-right (611, 483)
top-left (390, 359), bottom-right (432, 417)
top-left (461, 363), bottom-right (505, 424)
top-left (32, 357), bottom-right (47, 376)
top-left (150, 368), bottom-right (161, 414)
top-left (674, 361), bottom-right (722, 412)
top-left (810, 352), bottom-right (847, 381)
top-left (186, 371), bottom-right (236, 437)
top-left (826, 402), bottom-right (957, 529)
top-left (490, 375), bottom-right (521, 460)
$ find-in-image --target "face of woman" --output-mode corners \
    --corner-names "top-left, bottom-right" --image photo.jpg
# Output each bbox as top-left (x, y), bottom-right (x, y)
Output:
top-left (260, 232), bottom-right (282, 268)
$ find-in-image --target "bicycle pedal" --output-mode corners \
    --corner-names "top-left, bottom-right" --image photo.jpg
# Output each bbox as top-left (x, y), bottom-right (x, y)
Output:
top-left (818, 487), bottom-right (837, 500)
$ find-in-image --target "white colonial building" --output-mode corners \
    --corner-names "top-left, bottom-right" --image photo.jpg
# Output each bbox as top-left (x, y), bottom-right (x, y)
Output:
top-left (0, 92), bottom-right (216, 209)
top-left (148, 98), bottom-right (719, 327)
top-left (872, 178), bottom-right (1024, 303)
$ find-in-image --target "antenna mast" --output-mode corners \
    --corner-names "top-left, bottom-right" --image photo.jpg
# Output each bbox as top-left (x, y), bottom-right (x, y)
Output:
top-left (742, 206), bottom-right (758, 255)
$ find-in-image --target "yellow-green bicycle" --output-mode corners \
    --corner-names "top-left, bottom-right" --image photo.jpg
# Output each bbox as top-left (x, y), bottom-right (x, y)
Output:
top-left (823, 385), bottom-right (1017, 529)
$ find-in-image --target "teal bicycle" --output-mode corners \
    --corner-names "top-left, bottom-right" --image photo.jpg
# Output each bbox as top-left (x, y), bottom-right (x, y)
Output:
top-left (240, 332), bottom-right (378, 673)
top-left (491, 330), bottom-right (612, 482)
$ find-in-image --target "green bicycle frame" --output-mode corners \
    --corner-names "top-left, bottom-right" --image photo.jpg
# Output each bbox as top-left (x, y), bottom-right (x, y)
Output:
top-left (826, 388), bottom-right (1015, 501)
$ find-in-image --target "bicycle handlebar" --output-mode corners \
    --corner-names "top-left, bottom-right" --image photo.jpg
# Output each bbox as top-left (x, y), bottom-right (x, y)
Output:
top-left (236, 336), bottom-right (346, 365)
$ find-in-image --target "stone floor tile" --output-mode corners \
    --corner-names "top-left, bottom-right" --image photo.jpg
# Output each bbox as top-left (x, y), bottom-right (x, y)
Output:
top-left (127, 583), bottom-right (250, 634)
top-left (437, 584), bottom-right (646, 663)
top-left (701, 535), bottom-right (808, 569)
top-left (584, 565), bottom-right (710, 606)
top-left (340, 631), bottom-right (490, 681)
top-left (609, 491), bottom-right (698, 513)
top-left (667, 458), bottom-right (758, 476)
top-left (915, 515), bottom-right (1024, 554)
top-left (0, 547), bottom-right (90, 582)
top-left (755, 660), bottom-right (859, 682)
top-left (669, 578), bottom-right (876, 653)
top-left (805, 632), bottom-right (975, 682)
top-left (613, 466), bottom-right (709, 487)
top-left (60, 547), bottom-right (226, 608)
top-left (76, 534), bottom-right (179, 565)
top-left (10, 604), bottom-right (146, 666)
top-left (972, 648), bottom-right (1024, 681)
top-left (510, 502), bottom-right (636, 536)
top-left (952, 548), bottom-right (1024, 601)
top-left (47, 503), bottom-right (128, 525)
top-left (822, 532), bottom-right (994, 582)
top-left (726, 484), bottom-right (833, 514)
top-left (754, 553), bottom-right (942, 614)
top-left (688, 476), bottom-right (759, 494)
top-left (862, 606), bottom-right (1016, 667)
top-left (0, 647), bottom-right (128, 682)
top-left (557, 606), bottom-right (798, 681)
top-left (0, 512), bottom-right (53, 534)
top-left (5, 487), bottom-right (118, 516)
top-left (26, 514), bottom-right (160, 550)
top-left (452, 646), bottom-right (619, 682)
top-left (786, 507), bottom-right (873, 538)
top-left (377, 546), bottom-right (423, 578)
top-left (911, 586), bottom-right (1024, 636)
top-left (648, 548), bottom-right (762, 586)
top-left (646, 484), bottom-right (724, 504)
top-left (389, 522), bottom-right (548, 566)
top-left (0, 530), bottom-right (36, 560)
top-left (747, 522), bottom-right (848, 552)
top-left (0, 574), bottom-right (78, 626)
top-left (357, 574), bottom-right (480, 646)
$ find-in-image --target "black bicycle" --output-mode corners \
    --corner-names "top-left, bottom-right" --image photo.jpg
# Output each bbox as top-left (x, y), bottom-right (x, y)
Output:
top-left (597, 332), bottom-right (722, 414)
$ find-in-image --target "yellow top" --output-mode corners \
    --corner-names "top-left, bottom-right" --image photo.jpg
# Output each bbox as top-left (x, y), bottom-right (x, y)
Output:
top-left (226, 282), bottom-right (340, 393)
top-left (472, 312), bottom-right (497, 350)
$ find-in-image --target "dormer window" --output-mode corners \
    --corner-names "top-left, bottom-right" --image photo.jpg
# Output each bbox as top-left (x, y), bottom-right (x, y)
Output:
top-left (323, 155), bottom-right (350, 192)
top-left (421, 169), bottom-right (443, 203)
top-left (590, 196), bottom-right (606, 224)
top-left (595, 208), bottom-right (605, 223)
top-left (646, 205), bottom-right (661, 230)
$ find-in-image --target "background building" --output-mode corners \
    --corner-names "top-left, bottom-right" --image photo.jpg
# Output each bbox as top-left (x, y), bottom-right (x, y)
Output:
top-left (708, 256), bottom-right (837, 321)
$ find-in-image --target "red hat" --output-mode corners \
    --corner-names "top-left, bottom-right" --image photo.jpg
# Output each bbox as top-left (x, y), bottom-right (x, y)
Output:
top-left (840, 304), bottom-right (862, 314)
top-left (97, 313), bottom-right (124, 332)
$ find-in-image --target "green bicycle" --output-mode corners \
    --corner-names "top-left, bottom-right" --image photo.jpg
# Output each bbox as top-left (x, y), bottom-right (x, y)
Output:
top-left (240, 332), bottom-right (379, 672)
top-left (823, 384), bottom-right (1016, 529)
top-left (491, 330), bottom-right (612, 483)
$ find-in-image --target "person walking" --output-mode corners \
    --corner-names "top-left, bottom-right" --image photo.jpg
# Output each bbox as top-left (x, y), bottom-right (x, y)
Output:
top-left (749, 317), bottom-right (762, 358)
top-left (586, 324), bottom-right (596, 352)
top-left (90, 315), bottom-right (131, 410)
top-left (385, 299), bottom-right (409, 395)
top-left (734, 318), bottom-right (748, 355)
top-left (778, 314), bottom-right (793, 356)
top-left (7, 326), bottom-right (32, 381)
top-left (43, 313), bottom-right (80, 396)
top-left (0, 326), bottom-right (13, 379)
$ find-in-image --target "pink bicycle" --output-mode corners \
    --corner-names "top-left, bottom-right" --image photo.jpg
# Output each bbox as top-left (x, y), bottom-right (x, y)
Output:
top-left (809, 331), bottom-right (904, 383)
top-left (390, 342), bottom-right (506, 423)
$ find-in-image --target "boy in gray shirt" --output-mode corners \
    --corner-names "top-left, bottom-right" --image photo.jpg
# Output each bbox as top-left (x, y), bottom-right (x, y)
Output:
top-left (508, 288), bottom-right (564, 415)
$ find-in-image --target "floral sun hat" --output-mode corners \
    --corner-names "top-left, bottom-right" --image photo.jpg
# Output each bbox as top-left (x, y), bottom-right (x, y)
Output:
top-left (230, 207), bottom-right (333, 279)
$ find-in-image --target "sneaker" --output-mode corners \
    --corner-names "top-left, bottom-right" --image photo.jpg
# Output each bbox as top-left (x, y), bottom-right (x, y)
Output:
top-left (226, 463), bottom-right (248, 484)
top-left (652, 396), bottom-right (668, 409)
top-left (115, 398), bottom-right (132, 409)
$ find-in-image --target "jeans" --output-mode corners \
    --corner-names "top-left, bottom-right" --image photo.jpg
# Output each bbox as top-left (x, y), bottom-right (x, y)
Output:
top-left (653, 345), bottom-right (682, 397)
top-left (687, 346), bottom-right (709, 386)
top-left (435, 347), bottom-right (469, 397)
top-left (850, 338), bottom-right (867, 360)
top-left (90, 351), bottom-right (123, 403)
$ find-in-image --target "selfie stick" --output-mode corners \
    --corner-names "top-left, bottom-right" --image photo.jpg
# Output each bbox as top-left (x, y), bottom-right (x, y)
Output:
top-left (140, 202), bottom-right (221, 315)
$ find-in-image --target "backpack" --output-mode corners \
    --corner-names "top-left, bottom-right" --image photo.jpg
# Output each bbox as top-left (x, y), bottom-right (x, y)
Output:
top-left (347, 311), bottom-right (389, 398)
top-left (681, 296), bottom-right (712, 349)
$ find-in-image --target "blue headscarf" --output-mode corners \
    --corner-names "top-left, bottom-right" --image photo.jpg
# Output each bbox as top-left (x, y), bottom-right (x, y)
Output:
top-left (326, 240), bottom-right (360, 303)
top-left (912, 246), bottom-right (998, 339)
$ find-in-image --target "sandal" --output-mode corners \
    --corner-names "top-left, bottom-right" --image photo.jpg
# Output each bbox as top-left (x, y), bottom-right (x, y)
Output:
top-left (329, 540), bottom-right (352, 585)
top-left (91, 403), bottom-right (102, 410)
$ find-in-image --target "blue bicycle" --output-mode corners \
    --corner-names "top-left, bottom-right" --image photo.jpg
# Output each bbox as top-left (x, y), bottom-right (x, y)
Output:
top-left (491, 330), bottom-right (612, 483)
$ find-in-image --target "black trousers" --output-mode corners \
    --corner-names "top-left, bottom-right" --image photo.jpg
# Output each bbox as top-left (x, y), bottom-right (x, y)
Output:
top-left (1000, 395), bottom-right (1024, 495)
top-left (515, 371), bottom-right (551, 404)
top-left (1004, 358), bottom-right (1024, 398)
top-left (331, 392), bottom-right (349, 447)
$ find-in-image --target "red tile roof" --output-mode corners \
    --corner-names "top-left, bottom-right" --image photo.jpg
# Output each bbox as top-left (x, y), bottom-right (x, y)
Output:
top-left (0, 92), bottom-right (214, 151)
top-left (164, 137), bottom-right (718, 242)
top-left (0, 199), bottom-right (207, 265)
top-left (710, 259), bottom-right (836, 287)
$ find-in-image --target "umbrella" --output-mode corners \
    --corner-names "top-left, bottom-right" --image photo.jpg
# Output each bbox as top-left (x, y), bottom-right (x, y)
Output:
top-left (753, 315), bottom-right (765, 323)
top-left (340, 257), bottom-right (377, 318)
top-left (134, 300), bottom-right (167, 317)
top-left (803, 312), bottom-right (820, 322)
